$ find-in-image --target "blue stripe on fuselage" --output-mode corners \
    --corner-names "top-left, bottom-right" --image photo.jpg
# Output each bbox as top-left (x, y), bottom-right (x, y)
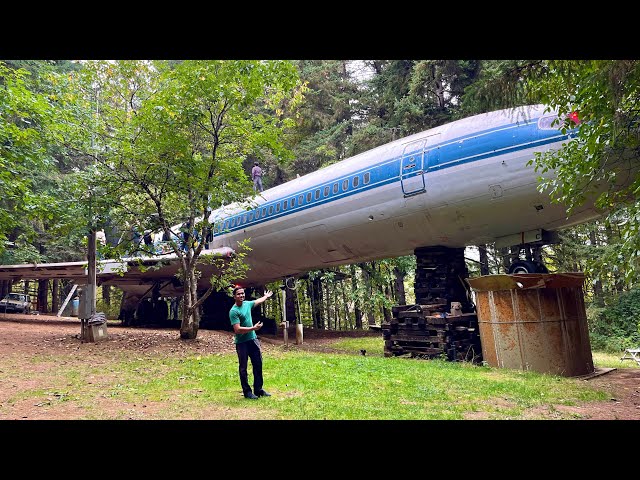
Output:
top-left (214, 118), bottom-right (574, 236)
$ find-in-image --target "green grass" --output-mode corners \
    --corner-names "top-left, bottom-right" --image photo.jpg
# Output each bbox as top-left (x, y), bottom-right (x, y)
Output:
top-left (330, 337), bottom-right (385, 355)
top-left (2, 336), bottom-right (627, 420)
top-left (320, 336), bottom-right (640, 371)
top-left (118, 349), bottom-right (606, 419)
top-left (58, 351), bottom-right (609, 419)
top-left (592, 350), bottom-right (640, 369)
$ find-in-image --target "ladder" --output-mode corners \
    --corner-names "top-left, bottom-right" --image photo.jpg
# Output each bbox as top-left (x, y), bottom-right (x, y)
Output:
top-left (57, 284), bottom-right (78, 317)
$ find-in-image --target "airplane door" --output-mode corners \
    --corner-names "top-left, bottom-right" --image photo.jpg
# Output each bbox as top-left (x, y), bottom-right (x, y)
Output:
top-left (400, 139), bottom-right (426, 197)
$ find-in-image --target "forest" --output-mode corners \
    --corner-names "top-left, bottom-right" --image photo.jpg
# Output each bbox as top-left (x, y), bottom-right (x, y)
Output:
top-left (1, 59), bottom-right (639, 351)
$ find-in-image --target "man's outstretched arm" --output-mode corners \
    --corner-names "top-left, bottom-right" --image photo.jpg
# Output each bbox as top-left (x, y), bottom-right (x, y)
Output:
top-left (253, 290), bottom-right (273, 306)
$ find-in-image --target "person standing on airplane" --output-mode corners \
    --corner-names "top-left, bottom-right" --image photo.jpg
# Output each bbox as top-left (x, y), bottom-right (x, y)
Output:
top-left (229, 286), bottom-right (273, 399)
top-left (251, 161), bottom-right (264, 192)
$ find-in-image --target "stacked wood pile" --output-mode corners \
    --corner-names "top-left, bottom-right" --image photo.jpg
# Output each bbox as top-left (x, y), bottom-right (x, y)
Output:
top-left (414, 246), bottom-right (474, 312)
top-left (382, 302), bottom-right (482, 362)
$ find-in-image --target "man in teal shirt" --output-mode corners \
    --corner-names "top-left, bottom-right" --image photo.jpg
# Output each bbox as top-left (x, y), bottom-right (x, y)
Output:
top-left (229, 286), bottom-right (273, 399)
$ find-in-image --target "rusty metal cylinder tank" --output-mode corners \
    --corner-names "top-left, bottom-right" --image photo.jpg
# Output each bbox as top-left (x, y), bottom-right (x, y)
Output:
top-left (466, 273), bottom-right (593, 377)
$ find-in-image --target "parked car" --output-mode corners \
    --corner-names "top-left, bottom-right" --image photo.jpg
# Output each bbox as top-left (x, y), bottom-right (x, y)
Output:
top-left (0, 293), bottom-right (32, 314)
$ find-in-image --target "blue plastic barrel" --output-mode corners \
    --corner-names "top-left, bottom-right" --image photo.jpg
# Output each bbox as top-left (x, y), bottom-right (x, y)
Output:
top-left (71, 297), bottom-right (79, 317)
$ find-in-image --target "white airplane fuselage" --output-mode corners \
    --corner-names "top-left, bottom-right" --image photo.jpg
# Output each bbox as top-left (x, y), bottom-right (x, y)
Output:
top-left (205, 105), bottom-right (603, 287)
top-left (2, 104), bottom-right (628, 299)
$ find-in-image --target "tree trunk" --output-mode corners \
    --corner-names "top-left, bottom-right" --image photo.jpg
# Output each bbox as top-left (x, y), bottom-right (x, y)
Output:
top-left (340, 280), bottom-right (352, 329)
top-left (333, 281), bottom-right (340, 330)
top-left (311, 276), bottom-right (323, 329)
top-left (274, 285), bottom-right (283, 326)
top-left (393, 266), bottom-right (406, 305)
top-left (285, 285), bottom-right (296, 324)
top-left (479, 244), bottom-right (490, 276)
top-left (362, 264), bottom-right (377, 327)
top-left (179, 267), bottom-right (199, 339)
top-left (377, 262), bottom-right (391, 324)
top-left (102, 285), bottom-right (111, 307)
top-left (307, 278), bottom-right (314, 328)
top-left (298, 282), bottom-right (308, 325)
top-left (38, 279), bottom-right (48, 313)
top-left (294, 288), bottom-right (303, 326)
top-left (588, 228), bottom-right (604, 304)
top-left (349, 264), bottom-right (363, 329)
top-left (383, 283), bottom-right (392, 323)
top-left (52, 279), bottom-right (59, 314)
top-left (324, 279), bottom-right (332, 330)
top-left (604, 220), bottom-right (625, 293)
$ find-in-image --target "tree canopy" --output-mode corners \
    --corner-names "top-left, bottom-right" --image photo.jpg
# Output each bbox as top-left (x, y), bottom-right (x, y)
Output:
top-left (1, 59), bottom-right (639, 341)
top-left (462, 60), bottom-right (640, 282)
top-left (52, 60), bottom-right (306, 338)
top-left (0, 63), bottom-right (54, 259)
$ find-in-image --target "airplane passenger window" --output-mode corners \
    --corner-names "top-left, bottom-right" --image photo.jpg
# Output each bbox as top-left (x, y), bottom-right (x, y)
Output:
top-left (231, 218), bottom-right (236, 227)
top-left (332, 183), bottom-right (339, 194)
top-left (324, 186), bottom-right (330, 197)
top-left (306, 192), bottom-right (312, 202)
top-left (353, 176), bottom-right (360, 188)
top-left (290, 197), bottom-right (296, 207)
top-left (242, 214), bottom-right (247, 223)
top-left (268, 205), bottom-right (274, 215)
top-left (283, 200), bottom-right (288, 210)
top-left (262, 208), bottom-right (267, 217)
top-left (255, 209), bottom-right (260, 219)
top-left (363, 172), bottom-right (370, 184)
top-left (298, 194), bottom-right (304, 205)
top-left (224, 220), bottom-right (229, 230)
top-left (342, 179), bottom-right (349, 191)
top-left (276, 203), bottom-right (281, 213)
top-left (314, 189), bottom-right (319, 200)
top-left (249, 212), bottom-right (254, 221)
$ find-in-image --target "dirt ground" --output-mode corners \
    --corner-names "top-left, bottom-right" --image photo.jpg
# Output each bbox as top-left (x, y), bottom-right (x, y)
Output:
top-left (0, 312), bottom-right (638, 420)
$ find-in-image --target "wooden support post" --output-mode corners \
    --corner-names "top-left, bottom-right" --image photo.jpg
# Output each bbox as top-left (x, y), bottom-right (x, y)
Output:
top-left (280, 286), bottom-right (288, 346)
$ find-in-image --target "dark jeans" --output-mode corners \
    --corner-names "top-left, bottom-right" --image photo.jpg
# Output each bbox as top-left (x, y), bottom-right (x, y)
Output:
top-left (235, 339), bottom-right (263, 395)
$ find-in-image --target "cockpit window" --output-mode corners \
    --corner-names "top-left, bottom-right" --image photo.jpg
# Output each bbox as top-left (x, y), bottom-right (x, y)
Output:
top-left (538, 115), bottom-right (559, 130)
top-left (538, 114), bottom-right (567, 130)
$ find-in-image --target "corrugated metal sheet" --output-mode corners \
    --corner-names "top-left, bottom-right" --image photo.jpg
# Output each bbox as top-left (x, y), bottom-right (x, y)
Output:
top-left (467, 273), bottom-right (594, 377)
